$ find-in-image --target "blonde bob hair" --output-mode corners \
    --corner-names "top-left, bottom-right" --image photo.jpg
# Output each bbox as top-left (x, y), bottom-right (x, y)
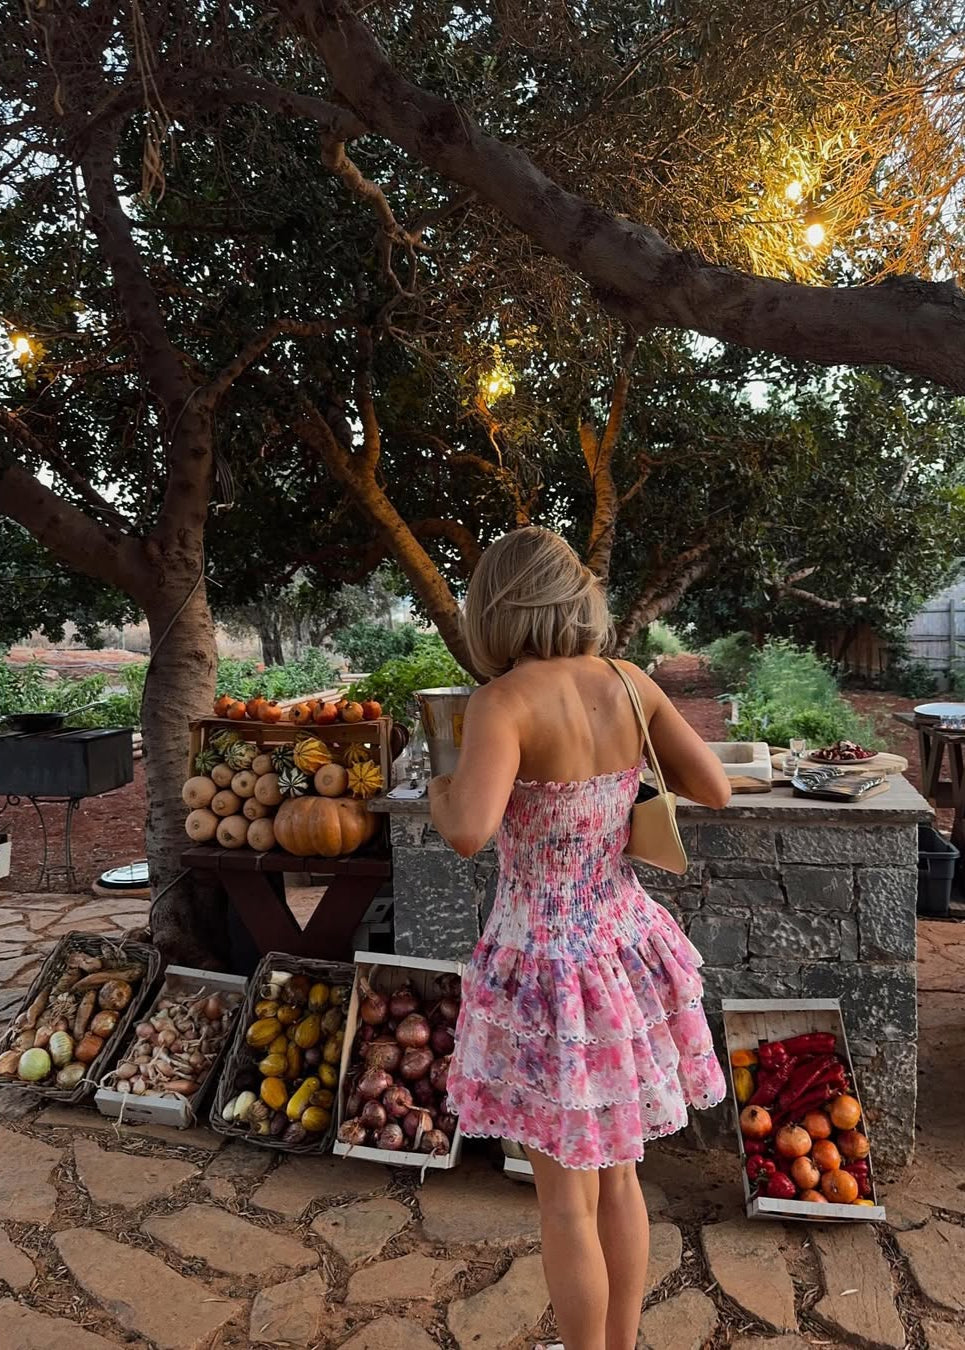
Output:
top-left (462, 527), bottom-right (614, 679)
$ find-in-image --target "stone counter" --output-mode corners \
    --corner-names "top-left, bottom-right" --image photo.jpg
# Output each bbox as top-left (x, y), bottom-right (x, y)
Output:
top-left (371, 778), bottom-right (931, 1166)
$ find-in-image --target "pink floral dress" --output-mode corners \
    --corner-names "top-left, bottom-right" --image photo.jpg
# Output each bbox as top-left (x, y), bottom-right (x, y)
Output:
top-left (446, 764), bottom-right (726, 1169)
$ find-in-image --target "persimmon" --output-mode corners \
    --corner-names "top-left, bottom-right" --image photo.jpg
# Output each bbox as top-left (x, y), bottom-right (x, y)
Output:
top-left (837, 1129), bottom-right (870, 1160)
top-left (790, 1156), bottom-right (821, 1190)
top-left (776, 1125), bottom-right (811, 1159)
top-left (821, 1168), bottom-right (859, 1204)
top-left (802, 1110), bottom-right (833, 1140)
top-left (739, 1105), bottom-right (772, 1140)
top-left (829, 1095), bottom-right (862, 1130)
top-left (811, 1139), bottom-right (842, 1172)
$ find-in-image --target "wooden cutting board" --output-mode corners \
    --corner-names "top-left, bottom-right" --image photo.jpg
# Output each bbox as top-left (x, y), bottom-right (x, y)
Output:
top-left (770, 751), bottom-right (908, 778)
top-left (730, 776), bottom-right (773, 793)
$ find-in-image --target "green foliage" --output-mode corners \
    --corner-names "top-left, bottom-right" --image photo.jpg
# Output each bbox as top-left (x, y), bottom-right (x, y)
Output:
top-left (215, 649), bottom-right (337, 701)
top-left (333, 621), bottom-right (419, 672)
top-left (624, 622), bottom-right (687, 666)
top-left (705, 632), bottom-right (756, 690)
top-left (730, 640), bottom-right (874, 748)
top-left (881, 660), bottom-right (944, 698)
top-left (0, 660), bottom-right (147, 729)
top-left (352, 635), bottom-right (472, 726)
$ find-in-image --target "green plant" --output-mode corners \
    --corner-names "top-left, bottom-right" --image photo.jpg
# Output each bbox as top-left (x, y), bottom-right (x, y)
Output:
top-left (625, 622), bottom-right (687, 666)
top-left (705, 632), bottom-right (756, 690)
top-left (333, 621), bottom-right (419, 672)
top-left (730, 639), bottom-right (875, 748)
top-left (0, 658), bottom-right (148, 729)
top-left (884, 660), bottom-right (944, 699)
top-left (352, 634), bottom-right (472, 726)
top-left (214, 649), bottom-right (337, 702)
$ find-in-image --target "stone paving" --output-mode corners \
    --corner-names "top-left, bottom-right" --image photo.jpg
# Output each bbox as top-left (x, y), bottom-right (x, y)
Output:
top-left (0, 888), bottom-right (961, 1348)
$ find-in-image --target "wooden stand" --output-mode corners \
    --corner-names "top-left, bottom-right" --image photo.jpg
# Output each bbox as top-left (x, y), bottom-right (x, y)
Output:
top-left (893, 712), bottom-right (965, 873)
top-left (181, 843), bottom-right (391, 963)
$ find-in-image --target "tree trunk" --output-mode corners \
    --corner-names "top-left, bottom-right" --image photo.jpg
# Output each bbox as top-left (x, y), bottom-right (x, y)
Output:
top-left (258, 614), bottom-right (284, 667)
top-left (141, 574), bottom-right (227, 967)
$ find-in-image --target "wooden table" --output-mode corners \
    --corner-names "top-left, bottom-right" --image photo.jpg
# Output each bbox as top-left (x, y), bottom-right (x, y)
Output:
top-left (893, 711), bottom-right (965, 863)
top-left (181, 843), bottom-right (391, 962)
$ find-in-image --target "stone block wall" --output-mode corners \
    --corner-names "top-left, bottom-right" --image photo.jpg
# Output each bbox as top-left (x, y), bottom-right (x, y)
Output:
top-left (388, 809), bottom-right (919, 1168)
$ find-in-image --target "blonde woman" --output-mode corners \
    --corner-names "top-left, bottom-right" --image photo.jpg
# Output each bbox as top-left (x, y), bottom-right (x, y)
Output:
top-left (430, 527), bottom-right (730, 1350)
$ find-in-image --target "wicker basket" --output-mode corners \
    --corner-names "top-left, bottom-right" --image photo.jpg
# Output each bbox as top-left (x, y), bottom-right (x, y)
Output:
top-left (211, 951), bottom-right (355, 1153)
top-left (0, 932), bottom-right (160, 1103)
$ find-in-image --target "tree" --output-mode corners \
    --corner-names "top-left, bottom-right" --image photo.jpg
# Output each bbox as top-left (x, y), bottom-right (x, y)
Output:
top-left (3, 0), bottom-right (964, 962)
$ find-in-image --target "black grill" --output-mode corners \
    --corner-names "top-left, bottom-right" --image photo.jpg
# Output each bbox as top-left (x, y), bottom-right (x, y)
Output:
top-left (0, 728), bottom-right (134, 798)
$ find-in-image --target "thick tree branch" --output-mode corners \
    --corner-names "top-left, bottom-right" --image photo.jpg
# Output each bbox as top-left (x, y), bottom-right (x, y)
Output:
top-left (410, 517), bottom-right (482, 574)
top-left (201, 316), bottom-right (359, 406)
top-left (581, 338), bottom-right (638, 581)
top-left (614, 541), bottom-right (715, 651)
top-left (0, 406), bottom-right (132, 530)
top-left (0, 460), bottom-right (133, 591)
top-left (280, 0), bottom-right (965, 392)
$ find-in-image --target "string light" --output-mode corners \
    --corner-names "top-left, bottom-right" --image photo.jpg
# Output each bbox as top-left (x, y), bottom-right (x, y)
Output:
top-left (481, 368), bottom-right (514, 402)
top-left (784, 179), bottom-right (804, 203)
top-left (10, 334), bottom-right (33, 359)
top-left (804, 219), bottom-right (826, 247)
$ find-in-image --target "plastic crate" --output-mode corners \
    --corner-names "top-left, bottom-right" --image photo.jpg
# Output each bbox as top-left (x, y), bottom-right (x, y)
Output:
top-left (917, 824), bottom-right (960, 918)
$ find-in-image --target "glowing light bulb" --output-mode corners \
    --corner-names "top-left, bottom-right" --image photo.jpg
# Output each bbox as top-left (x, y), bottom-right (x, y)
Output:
top-left (11, 335), bottom-right (32, 358)
top-left (784, 179), bottom-right (804, 203)
top-left (482, 370), bottom-right (513, 402)
top-left (804, 220), bottom-right (826, 247)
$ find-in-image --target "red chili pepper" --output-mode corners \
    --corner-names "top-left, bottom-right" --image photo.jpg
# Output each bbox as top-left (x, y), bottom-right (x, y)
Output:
top-left (774, 1054), bottom-right (838, 1111)
top-left (749, 1057), bottom-right (796, 1107)
top-left (764, 1172), bottom-right (798, 1200)
top-left (757, 1042), bottom-right (791, 1070)
top-left (771, 1082), bottom-right (839, 1131)
top-left (778, 1032), bottom-right (837, 1057)
top-left (743, 1139), bottom-right (766, 1156)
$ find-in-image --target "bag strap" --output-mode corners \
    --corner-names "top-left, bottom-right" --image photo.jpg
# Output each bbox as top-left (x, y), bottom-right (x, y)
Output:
top-left (604, 658), bottom-right (670, 797)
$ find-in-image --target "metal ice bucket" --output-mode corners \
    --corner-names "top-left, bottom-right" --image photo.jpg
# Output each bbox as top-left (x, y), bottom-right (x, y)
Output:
top-left (414, 687), bottom-right (474, 777)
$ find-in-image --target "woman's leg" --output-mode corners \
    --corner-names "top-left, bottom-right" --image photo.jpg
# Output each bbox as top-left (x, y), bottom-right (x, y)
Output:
top-left (597, 1164), bottom-right (650, 1350)
top-left (528, 1149), bottom-right (609, 1350)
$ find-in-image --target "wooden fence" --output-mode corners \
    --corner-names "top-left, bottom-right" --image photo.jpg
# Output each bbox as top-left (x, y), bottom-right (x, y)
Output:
top-left (906, 584), bottom-right (965, 677)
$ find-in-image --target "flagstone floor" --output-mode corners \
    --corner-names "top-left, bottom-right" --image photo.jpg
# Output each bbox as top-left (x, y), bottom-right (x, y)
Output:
top-left (0, 888), bottom-right (962, 1349)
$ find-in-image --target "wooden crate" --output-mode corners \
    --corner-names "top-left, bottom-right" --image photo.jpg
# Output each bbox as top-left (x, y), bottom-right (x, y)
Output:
top-left (188, 716), bottom-right (392, 796)
top-left (721, 998), bottom-right (885, 1223)
top-left (334, 951), bottom-right (464, 1172)
top-left (94, 966), bottom-right (248, 1128)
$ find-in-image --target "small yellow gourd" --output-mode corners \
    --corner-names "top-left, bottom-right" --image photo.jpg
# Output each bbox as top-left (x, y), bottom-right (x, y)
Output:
top-left (287, 1076), bottom-right (320, 1121)
top-left (293, 1014), bottom-right (321, 1049)
top-left (260, 1077), bottom-right (288, 1111)
top-left (246, 1017), bottom-right (282, 1049)
top-left (301, 1106), bottom-right (332, 1133)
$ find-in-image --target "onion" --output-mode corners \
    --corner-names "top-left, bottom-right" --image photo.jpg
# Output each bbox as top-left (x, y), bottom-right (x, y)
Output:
top-left (360, 1025), bottom-right (376, 1044)
top-left (135, 1023), bottom-right (154, 1040)
top-left (360, 1100), bottom-right (387, 1130)
top-left (388, 985), bottom-right (420, 1020)
top-left (365, 1039), bottom-right (403, 1074)
top-left (400, 1047), bottom-right (433, 1082)
top-left (382, 1084), bottom-right (413, 1119)
top-left (420, 1129), bottom-right (450, 1155)
top-left (429, 1056), bottom-right (451, 1094)
top-left (345, 1089), bottom-right (362, 1119)
top-left (437, 1112), bottom-right (458, 1138)
top-left (360, 991), bottom-right (388, 1026)
top-left (377, 1123), bottom-right (405, 1151)
top-left (338, 1118), bottom-right (368, 1146)
top-left (411, 1077), bottom-right (435, 1107)
top-left (435, 996), bottom-right (460, 1025)
top-left (396, 1013), bottom-right (431, 1049)
top-left (358, 1067), bottom-right (393, 1101)
top-left (403, 1108), bottom-right (428, 1139)
top-left (431, 1025), bottom-right (456, 1055)
top-left (203, 995), bottom-right (224, 1021)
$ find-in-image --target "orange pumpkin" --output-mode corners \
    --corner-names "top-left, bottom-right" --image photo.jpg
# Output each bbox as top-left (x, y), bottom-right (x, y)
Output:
top-left (274, 796), bottom-right (379, 857)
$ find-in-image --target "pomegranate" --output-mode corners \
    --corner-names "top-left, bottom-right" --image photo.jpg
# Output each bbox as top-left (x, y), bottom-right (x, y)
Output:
top-left (821, 1168), bottom-right (859, 1204)
top-left (739, 1105), bottom-right (772, 1140)
top-left (811, 1139), bottom-right (842, 1173)
top-left (775, 1125), bottom-right (811, 1159)
top-left (790, 1156), bottom-right (821, 1191)
top-left (837, 1128), bottom-right (870, 1160)
top-left (799, 1189), bottom-right (827, 1203)
top-left (802, 1110), bottom-right (832, 1141)
top-left (829, 1094), bottom-right (862, 1130)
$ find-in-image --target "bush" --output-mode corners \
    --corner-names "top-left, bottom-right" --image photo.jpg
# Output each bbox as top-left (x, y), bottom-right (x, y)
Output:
top-left (333, 621), bottom-right (419, 672)
top-left (705, 632), bottom-right (755, 690)
top-left (884, 660), bottom-right (944, 699)
top-left (352, 634), bottom-right (472, 726)
top-left (624, 622), bottom-right (687, 666)
top-left (215, 649), bottom-right (337, 701)
top-left (0, 658), bottom-right (147, 730)
top-left (730, 639), bottom-right (875, 749)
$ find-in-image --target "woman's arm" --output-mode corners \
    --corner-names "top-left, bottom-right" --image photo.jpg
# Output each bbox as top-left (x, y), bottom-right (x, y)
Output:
top-left (428, 682), bottom-right (521, 857)
top-left (624, 663), bottom-right (732, 809)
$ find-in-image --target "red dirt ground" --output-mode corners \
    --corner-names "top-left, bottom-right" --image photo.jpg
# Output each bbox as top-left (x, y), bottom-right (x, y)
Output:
top-left (0, 656), bottom-right (950, 894)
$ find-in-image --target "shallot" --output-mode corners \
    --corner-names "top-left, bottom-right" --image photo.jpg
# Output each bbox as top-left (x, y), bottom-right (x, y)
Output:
top-left (359, 1067), bottom-right (393, 1101)
top-left (396, 1013), bottom-right (431, 1049)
